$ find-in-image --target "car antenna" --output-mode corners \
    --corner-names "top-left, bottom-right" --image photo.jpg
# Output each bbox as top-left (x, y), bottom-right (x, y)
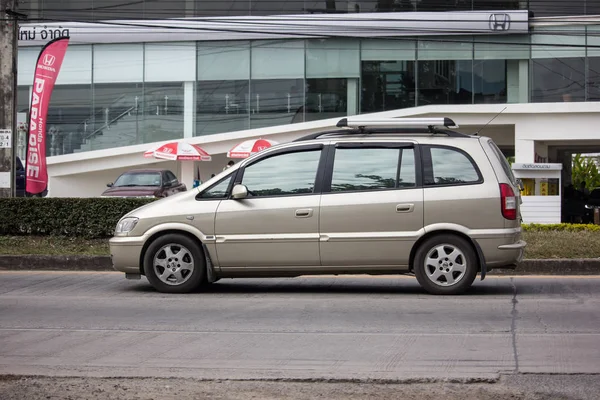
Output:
top-left (474, 106), bottom-right (507, 136)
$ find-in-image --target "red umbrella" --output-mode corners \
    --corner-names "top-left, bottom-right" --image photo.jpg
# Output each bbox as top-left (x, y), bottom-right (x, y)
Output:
top-left (227, 138), bottom-right (278, 159)
top-left (144, 141), bottom-right (212, 161)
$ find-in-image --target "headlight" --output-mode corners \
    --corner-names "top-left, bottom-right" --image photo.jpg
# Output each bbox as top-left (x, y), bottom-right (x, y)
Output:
top-left (585, 205), bottom-right (593, 209)
top-left (115, 217), bottom-right (139, 235)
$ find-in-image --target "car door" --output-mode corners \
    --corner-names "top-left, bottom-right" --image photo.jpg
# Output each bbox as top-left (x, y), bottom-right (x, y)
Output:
top-left (214, 144), bottom-right (326, 269)
top-left (319, 142), bottom-right (424, 267)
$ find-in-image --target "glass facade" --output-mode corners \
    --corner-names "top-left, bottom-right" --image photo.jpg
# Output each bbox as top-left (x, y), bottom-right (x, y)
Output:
top-left (15, 23), bottom-right (600, 157)
top-left (19, 1), bottom-right (600, 20)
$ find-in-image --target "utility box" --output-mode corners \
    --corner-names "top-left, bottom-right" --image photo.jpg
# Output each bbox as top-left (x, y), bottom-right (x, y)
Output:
top-left (512, 163), bottom-right (563, 224)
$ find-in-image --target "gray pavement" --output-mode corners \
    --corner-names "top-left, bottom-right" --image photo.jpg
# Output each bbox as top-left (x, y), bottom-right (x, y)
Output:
top-left (0, 272), bottom-right (599, 382)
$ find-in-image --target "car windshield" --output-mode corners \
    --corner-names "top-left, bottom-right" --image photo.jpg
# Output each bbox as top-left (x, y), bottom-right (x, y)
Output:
top-left (114, 172), bottom-right (161, 187)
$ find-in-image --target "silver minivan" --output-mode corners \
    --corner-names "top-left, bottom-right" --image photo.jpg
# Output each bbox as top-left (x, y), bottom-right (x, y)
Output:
top-left (110, 117), bottom-right (526, 295)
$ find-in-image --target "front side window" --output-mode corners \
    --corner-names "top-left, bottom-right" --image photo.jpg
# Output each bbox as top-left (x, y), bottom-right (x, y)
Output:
top-left (241, 150), bottom-right (321, 197)
top-left (330, 147), bottom-right (416, 192)
top-left (423, 146), bottom-right (481, 186)
top-left (165, 171), bottom-right (178, 183)
top-left (199, 176), bottom-right (234, 199)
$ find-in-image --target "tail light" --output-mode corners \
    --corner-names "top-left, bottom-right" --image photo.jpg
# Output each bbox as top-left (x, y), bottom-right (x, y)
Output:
top-left (500, 183), bottom-right (517, 220)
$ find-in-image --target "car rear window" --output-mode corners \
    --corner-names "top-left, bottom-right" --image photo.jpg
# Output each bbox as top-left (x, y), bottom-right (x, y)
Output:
top-left (487, 140), bottom-right (516, 185)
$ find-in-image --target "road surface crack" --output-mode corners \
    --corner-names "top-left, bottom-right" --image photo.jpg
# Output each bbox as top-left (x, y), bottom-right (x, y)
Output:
top-left (510, 277), bottom-right (519, 374)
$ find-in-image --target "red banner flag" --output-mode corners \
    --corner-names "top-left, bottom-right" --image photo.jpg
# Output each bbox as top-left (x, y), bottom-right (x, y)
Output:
top-left (26, 36), bottom-right (70, 196)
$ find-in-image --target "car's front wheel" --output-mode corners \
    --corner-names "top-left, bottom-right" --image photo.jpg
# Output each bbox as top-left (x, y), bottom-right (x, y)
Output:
top-left (144, 233), bottom-right (205, 293)
top-left (413, 235), bottom-right (478, 295)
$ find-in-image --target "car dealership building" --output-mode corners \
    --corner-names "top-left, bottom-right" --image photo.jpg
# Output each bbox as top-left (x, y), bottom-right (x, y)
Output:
top-left (14, 0), bottom-right (600, 223)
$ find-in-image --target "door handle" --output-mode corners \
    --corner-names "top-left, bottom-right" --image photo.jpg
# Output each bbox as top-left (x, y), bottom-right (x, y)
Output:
top-left (295, 208), bottom-right (313, 218)
top-left (396, 203), bottom-right (414, 213)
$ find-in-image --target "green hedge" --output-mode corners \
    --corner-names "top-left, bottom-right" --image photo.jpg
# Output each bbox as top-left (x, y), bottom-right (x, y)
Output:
top-left (523, 223), bottom-right (600, 232)
top-left (2, 198), bottom-right (599, 239)
top-left (0, 198), bottom-right (155, 238)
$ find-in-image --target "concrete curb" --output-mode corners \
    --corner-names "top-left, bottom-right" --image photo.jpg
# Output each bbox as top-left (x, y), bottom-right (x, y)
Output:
top-left (0, 255), bottom-right (599, 275)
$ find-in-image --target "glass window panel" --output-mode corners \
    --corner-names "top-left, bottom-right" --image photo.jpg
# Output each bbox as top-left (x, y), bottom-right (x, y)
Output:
top-left (250, 79), bottom-right (304, 129)
top-left (144, 0), bottom-right (186, 18)
top-left (587, 26), bottom-right (600, 57)
top-left (361, 60), bottom-right (416, 112)
top-left (306, 39), bottom-right (360, 78)
top-left (91, 0), bottom-right (145, 20)
top-left (93, 44), bottom-right (143, 83)
top-left (330, 147), bottom-right (416, 192)
top-left (474, 60), bottom-right (507, 104)
top-left (474, 35), bottom-right (529, 60)
top-left (45, 84), bottom-right (93, 156)
top-left (361, 39), bottom-right (416, 61)
top-left (200, 175), bottom-right (234, 199)
top-left (17, 46), bottom-right (41, 86)
top-left (418, 39), bottom-right (473, 61)
top-left (529, 0), bottom-right (585, 17)
top-left (196, 80), bottom-right (250, 136)
top-left (251, 0), bottom-right (306, 15)
top-left (140, 83), bottom-right (185, 144)
top-left (91, 83), bottom-right (143, 150)
top-left (472, 0), bottom-right (522, 10)
top-left (145, 42), bottom-right (196, 82)
top-left (251, 40), bottom-right (304, 79)
top-left (399, 148), bottom-right (416, 187)
top-left (55, 45), bottom-right (92, 85)
top-left (198, 41), bottom-right (250, 81)
top-left (417, 60), bottom-right (473, 105)
top-left (242, 150), bottom-right (322, 197)
top-left (531, 58), bottom-right (585, 102)
top-left (588, 57), bottom-right (600, 101)
top-left (41, 0), bottom-right (93, 20)
top-left (426, 147), bottom-right (480, 186)
top-left (306, 78), bottom-right (348, 122)
top-left (531, 27), bottom-right (585, 59)
top-left (194, 0), bottom-right (250, 17)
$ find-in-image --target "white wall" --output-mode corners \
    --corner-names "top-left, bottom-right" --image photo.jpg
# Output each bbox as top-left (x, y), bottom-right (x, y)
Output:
top-left (46, 102), bottom-right (600, 199)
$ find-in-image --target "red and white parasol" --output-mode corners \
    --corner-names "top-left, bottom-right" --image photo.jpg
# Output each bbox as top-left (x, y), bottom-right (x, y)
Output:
top-left (227, 138), bottom-right (278, 159)
top-left (144, 141), bottom-right (212, 161)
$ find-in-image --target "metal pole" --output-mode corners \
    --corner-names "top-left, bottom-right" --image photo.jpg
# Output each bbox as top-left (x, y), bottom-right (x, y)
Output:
top-left (0, 0), bottom-right (19, 198)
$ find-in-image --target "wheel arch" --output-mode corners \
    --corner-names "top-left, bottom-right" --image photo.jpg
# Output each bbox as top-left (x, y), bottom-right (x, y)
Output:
top-left (138, 229), bottom-right (210, 276)
top-left (409, 229), bottom-right (486, 277)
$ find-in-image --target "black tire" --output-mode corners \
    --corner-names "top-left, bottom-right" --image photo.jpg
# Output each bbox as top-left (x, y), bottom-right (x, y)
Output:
top-left (143, 233), bottom-right (205, 293)
top-left (413, 234), bottom-right (478, 295)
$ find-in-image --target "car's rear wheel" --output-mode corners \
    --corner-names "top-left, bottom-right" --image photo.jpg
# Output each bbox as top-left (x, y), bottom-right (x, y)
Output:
top-left (413, 235), bottom-right (478, 295)
top-left (144, 233), bottom-right (205, 293)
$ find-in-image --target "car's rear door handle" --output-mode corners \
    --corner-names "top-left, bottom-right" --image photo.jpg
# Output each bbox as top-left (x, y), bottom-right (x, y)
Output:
top-left (396, 204), bottom-right (414, 213)
top-left (295, 208), bottom-right (313, 218)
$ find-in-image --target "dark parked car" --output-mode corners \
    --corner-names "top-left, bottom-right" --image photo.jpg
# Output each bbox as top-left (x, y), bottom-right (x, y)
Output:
top-left (16, 157), bottom-right (25, 197)
top-left (102, 169), bottom-right (186, 198)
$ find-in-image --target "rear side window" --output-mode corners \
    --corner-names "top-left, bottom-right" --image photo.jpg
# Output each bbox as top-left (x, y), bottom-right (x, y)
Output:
top-left (422, 146), bottom-right (482, 186)
top-left (330, 147), bottom-right (416, 192)
top-left (487, 140), bottom-right (516, 185)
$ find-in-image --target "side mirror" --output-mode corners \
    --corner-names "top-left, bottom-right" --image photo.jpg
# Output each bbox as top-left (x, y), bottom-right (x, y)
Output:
top-left (231, 184), bottom-right (248, 200)
top-left (107, 183), bottom-right (113, 188)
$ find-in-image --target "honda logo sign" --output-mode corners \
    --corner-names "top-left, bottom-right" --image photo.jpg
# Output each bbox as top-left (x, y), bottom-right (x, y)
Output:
top-left (489, 13), bottom-right (511, 31)
top-left (42, 54), bottom-right (56, 67)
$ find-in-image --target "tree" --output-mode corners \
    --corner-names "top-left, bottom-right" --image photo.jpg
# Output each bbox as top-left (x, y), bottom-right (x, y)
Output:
top-left (572, 154), bottom-right (600, 190)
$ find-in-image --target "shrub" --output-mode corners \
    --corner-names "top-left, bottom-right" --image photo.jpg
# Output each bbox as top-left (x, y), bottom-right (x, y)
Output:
top-left (0, 198), bottom-right (155, 238)
top-left (523, 223), bottom-right (600, 232)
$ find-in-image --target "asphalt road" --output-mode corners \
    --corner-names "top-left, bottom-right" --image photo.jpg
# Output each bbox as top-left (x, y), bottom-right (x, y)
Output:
top-left (0, 272), bottom-right (599, 384)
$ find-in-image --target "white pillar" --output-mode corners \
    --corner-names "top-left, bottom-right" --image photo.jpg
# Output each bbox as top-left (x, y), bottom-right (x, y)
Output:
top-left (347, 78), bottom-right (358, 116)
top-left (180, 161), bottom-right (195, 189)
top-left (518, 59), bottom-right (529, 104)
top-left (184, 81), bottom-right (195, 139)
top-left (514, 122), bottom-right (535, 164)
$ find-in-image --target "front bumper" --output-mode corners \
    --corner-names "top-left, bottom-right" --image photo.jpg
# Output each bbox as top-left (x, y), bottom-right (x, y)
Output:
top-left (109, 236), bottom-right (145, 274)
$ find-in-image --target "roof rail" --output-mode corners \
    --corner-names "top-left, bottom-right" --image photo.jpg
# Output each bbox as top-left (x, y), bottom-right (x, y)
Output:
top-left (336, 117), bottom-right (458, 129)
top-left (293, 126), bottom-right (471, 142)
